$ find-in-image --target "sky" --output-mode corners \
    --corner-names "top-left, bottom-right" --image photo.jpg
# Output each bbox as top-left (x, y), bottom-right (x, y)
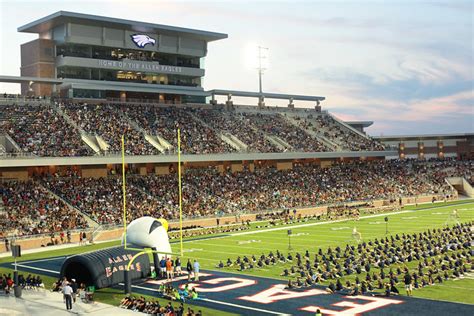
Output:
top-left (0, 0), bottom-right (472, 136)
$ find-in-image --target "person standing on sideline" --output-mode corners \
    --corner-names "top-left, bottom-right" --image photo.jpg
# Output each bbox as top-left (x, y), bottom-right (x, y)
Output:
top-left (166, 257), bottom-right (173, 280)
top-left (70, 279), bottom-right (78, 303)
top-left (186, 259), bottom-right (193, 281)
top-left (62, 282), bottom-right (73, 310)
top-left (160, 257), bottom-right (167, 278)
top-left (175, 257), bottom-right (182, 276)
top-left (4, 238), bottom-right (9, 252)
top-left (193, 260), bottom-right (200, 281)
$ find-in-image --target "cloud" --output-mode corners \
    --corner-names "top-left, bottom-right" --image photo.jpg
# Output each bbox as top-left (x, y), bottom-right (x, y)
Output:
top-left (327, 89), bottom-right (473, 135)
top-left (397, 90), bottom-right (473, 121)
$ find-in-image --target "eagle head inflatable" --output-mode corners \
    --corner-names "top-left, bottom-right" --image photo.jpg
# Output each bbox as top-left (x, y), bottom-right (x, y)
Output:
top-left (122, 216), bottom-right (172, 257)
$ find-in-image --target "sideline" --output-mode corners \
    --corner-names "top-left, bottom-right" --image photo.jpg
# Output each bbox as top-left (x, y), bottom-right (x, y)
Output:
top-left (117, 281), bottom-right (290, 315)
top-left (227, 200), bottom-right (474, 237)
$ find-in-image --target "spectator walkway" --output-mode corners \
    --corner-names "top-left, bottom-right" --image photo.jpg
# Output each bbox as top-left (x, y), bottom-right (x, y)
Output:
top-left (0, 289), bottom-right (136, 315)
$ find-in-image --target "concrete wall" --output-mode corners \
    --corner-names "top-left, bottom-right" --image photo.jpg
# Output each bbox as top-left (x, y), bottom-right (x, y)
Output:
top-left (155, 166), bottom-right (170, 175)
top-left (81, 166), bottom-right (108, 178)
top-left (0, 169), bottom-right (29, 181)
top-left (276, 162), bottom-right (293, 170)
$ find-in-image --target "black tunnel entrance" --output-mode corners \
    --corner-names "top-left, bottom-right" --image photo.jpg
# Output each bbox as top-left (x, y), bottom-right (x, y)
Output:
top-left (62, 261), bottom-right (94, 286)
top-left (60, 246), bottom-right (151, 289)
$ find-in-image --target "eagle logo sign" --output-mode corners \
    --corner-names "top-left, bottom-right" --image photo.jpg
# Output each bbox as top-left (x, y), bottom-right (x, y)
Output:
top-left (130, 34), bottom-right (156, 48)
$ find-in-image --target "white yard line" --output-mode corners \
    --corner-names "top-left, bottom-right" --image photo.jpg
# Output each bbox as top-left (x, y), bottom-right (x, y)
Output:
top-left (18, 257), bottom-right (66, 264)
top-left (118, 282), bottom-right (289, 315)
top-left (227, 202), bottom-right (474, 238)
top-left (11, 263), bottom-right (60, 275)
top-left (201, 298), bottom-right (290, 315)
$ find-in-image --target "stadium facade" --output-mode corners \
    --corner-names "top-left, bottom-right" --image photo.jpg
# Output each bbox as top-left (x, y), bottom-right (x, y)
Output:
top-left (0, 11), bottom-right (472, 173)
top-left (375, 133), bottom-right (474, 160)
top-left (17, 11), bottom-right (226, 103)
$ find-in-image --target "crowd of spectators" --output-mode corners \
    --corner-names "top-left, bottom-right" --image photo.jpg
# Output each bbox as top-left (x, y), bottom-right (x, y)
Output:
top-left (32, 159), bottom-right (468, 227)
top-left (0, 104), bottom-right (92, 156)
top-left (243, 112), bottom-right (329, 152)
top-left (0, 103), bottom-right (392, 157)
top-left (191, 109), bottom-right (281, 153)
top-left (0, 180), bottom-right (88, 237)
top-left (168, 223), bottom-right (250, 240)
top-left (63, 103), bottom-right (157, 155)
top-left (42, 174), bottom-right (160, 225)
top-left (0, 159), bottom-right (469, 236)
top-left (1, 93), bottom-right (48, 100)
top-left (123, 106), bottom-right (235, 154)
top-left (413, 159), bottom-right (473, 185)
top-left (297, 114), bottom-right (385, 151)
top-left (120, 295), bottom-right (201, 315)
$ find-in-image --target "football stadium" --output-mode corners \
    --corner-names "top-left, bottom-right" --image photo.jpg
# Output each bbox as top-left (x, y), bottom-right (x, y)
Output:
top-left (0, 3), bottom-right (473, 316)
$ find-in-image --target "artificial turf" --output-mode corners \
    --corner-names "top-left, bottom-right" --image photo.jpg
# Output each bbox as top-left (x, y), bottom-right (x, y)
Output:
top-left (1, 200), bottom-right (473, 312)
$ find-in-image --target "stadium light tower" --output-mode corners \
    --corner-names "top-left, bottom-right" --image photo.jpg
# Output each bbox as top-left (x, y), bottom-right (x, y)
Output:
top-left (257, 46), bottom-right (269, 93)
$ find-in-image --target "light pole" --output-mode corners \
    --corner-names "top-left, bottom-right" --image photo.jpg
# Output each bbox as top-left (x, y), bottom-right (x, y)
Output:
top-left (257, 46), bottom-right (269, 93)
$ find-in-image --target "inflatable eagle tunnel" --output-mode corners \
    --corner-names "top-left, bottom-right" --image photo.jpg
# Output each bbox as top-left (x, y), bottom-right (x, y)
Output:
top-left (60, 216), bottom-right (172, 289)
top-left (60, 246), bottom-right (151, 289)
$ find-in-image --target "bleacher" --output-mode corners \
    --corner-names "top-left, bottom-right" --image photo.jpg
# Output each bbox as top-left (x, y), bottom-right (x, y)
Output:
top-left (0, 180), bottom-right (88, 236)
top-left (0, 104), bottom-right (92, 157)
top-left (0, 101), bottom-right (387, 157)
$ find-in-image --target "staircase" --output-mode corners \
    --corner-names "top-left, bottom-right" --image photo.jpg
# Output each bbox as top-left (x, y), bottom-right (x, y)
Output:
top-left (265, 135), bottom-right (292, 151)
top-left (120, 113), bottom-right (167, 153)
top-left (283, 114), bottom-right (339, 151)
top-left (0, 196), bottom-right (5, 216)
top-left (51, 103), bottom-right (101, 154)
top-left (446, 177), bottom-right (474, 198)
top-left (327, 112), bottom-right (372, 140)
top-left (4, 134), bottom-right (22, 153)
top-left (0, 108), bottom-right (26, 154)
top-left (219, 133), bottom-right (244, 151)
top-left (91, 225), bottom-right (104, 242)
top-left (38, 181), bottom-right (99, 229)
top-left (96, 135), bottom-right (110, 152)
top-left (81, 134), bottom-right (101, 153)
top-left (226, 133), bottom-right (249, 151)
top-left (188, 111), bottom-right (246, 152)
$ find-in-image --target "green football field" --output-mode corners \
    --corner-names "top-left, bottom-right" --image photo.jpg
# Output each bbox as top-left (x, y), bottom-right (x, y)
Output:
top-left (1, 199), bottom-right (473, 313)
top-left (167, 200), bottom-right (474, 304)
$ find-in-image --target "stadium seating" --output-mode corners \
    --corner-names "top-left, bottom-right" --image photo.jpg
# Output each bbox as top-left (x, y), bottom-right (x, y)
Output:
top-left (0, 180), bottom-right (88, 236)
top-left (36, 159), bottom-right (471, 229)
top-left (242, 112), bottom-right (329, 152)
top-left (0, 104), bottom-right (92, 157)
top-left (0, 159), bottom-right (471, 237)
top-left (63, 103), bottom-right (157, 155)
top-left (123, 105), bottom-right (235, 154)
top-left (0, 102), bottom-right (386, 156)
top-left (296, 114), bottom-right (385, 151)
top-left (191, 109), bottom-right (281, 153)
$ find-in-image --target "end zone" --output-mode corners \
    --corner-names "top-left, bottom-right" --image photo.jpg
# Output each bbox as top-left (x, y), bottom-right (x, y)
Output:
top-left (4, 257), bottom-right (474, 315)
